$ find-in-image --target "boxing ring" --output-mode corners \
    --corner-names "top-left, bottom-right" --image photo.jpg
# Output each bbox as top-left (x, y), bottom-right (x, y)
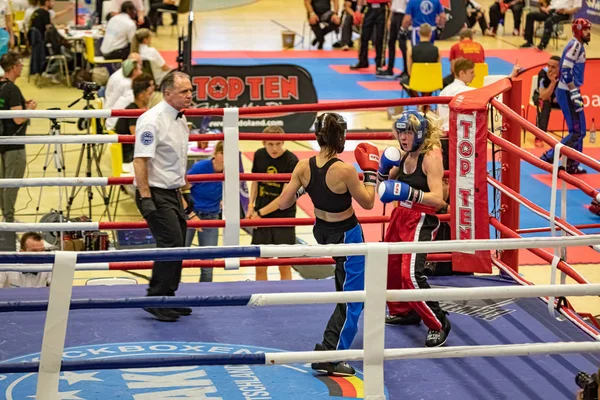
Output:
top-left (0, 79), bottom-right (599, 399)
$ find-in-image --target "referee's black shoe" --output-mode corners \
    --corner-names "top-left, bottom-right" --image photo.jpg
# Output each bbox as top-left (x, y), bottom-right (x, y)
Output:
top-left (144, 307), bottom-right (180, 322)
top-left (171, 307), bottom-right (193, 316)
top-left (425, 317), bottom-right (451, 347)
top-left (385, 310), bottom-right (422, 325)
top-left (311, 344), bottom-right (356, 376)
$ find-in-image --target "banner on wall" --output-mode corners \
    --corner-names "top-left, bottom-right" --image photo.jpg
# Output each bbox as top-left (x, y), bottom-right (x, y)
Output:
top-left (189, 64), bottom-right (318, 133)
top-left (575, 0), bottom-right (600, 25)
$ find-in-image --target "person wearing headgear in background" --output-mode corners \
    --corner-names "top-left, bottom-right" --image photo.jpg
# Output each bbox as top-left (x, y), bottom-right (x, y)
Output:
top-left (279, 113), bottom-right (378, 376)
top-left (377, 110), bottom-right (451, 347)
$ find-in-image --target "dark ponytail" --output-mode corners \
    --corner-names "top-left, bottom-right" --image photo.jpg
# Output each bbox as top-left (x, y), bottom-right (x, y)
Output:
top-left (315, 113), bottom-right (346, 157)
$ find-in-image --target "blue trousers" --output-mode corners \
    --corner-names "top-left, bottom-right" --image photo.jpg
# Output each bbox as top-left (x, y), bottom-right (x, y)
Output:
top-left (185, 211), bottom-right (220, 282)
top-left (542, 88), bottom-right (587, 168)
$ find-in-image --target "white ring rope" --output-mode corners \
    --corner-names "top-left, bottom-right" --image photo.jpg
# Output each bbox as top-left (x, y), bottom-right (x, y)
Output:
top-left (0, 222), bottom-right (99, 232)
top-left (0, 110), bottom-right (112, 119)
top-left (549, 144), bottom-right (565, 320)
top-left (0, 136), bottom-right (119, 145)
top-left (0, 177), bottom-right (109, 188)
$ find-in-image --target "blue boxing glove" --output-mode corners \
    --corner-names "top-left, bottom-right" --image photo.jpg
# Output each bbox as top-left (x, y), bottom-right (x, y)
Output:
top-left (377, 147), bottom-right (401, 182)
top-left (570, 88), bottom-right (584, 112)
top-left (378, 180), bottom-right (424, 204)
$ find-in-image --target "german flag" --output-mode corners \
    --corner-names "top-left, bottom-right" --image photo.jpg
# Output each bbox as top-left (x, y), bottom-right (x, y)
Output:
top-left (316, 375), bottom-right (365, 398)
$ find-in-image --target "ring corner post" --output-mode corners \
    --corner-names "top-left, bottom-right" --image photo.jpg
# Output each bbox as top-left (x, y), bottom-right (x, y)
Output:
top-left (223, 107), bottom-right (240, 246)
top-left (500, 79), bottom-right (522, 273)
top-left (35, 251), bottom-right (78, 400)
top-left (363, 242), bottom-right (389, 400)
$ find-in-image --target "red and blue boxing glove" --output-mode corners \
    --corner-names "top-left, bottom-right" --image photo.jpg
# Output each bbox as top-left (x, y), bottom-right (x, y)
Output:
top-left (378, 180), bottom-right (424, 204)
top-left (354, 143), bottom-right (380, 186)
top-left (377, 147), bottom-right (401, 182)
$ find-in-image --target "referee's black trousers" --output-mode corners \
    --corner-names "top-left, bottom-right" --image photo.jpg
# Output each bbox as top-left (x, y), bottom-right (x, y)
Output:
top-left (136, 187), bottom-right (187, 297)
top-left (357, 3), bottom-right (389, 68)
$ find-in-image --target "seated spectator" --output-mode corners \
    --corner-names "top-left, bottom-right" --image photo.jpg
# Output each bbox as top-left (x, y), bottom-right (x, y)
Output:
top-left (101, 1), bottom-right (137, 61)
top-left (131, 28), bottom-right (171, 85)
top-left (110, 0), bottom-right (148, 27)
top-left (464, 0), bottom-right (492, 36)
top-left (0, 232), bottom-right (50, 288)
top-left (305, 0), bottom-right (341, 50)
top-left (534, 55), bottom-right (560, 146)
top-left (104, 56), bottom-right (142, 111)
top-left (443, 28), bottom-right (484, 87)
top-left (403, 23), bottom-right (439, 98)
top-left (489, 0), bottom-right (524, 36)
top-left (148, 0), bottom-right (178, 32)
top-left (111, 74), bottom-right (155, 163)
top-left (520, 0), bottom-right (580, 50)
top-left (333, 0), bottom-right (361, 50)
top-left (185, 141), bottom-right (224, 283)
top-left (438, 58), bottom-right (476, 132)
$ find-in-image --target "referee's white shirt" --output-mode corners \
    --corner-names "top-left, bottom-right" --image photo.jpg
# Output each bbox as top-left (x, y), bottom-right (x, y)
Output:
top-left (0, 272), bottom-right (51, 288)
top-left (133, 100), bottom-right (189, 189)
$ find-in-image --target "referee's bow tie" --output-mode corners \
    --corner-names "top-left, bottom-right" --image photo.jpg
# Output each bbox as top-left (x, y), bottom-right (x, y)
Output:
top-left (176, 111), bottom-right (184, 120)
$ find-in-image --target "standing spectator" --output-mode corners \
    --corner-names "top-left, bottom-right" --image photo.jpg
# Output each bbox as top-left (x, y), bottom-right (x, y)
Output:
top-left (101, 1), bottom-right (137, 61)
top-left (333, 0), bottom-right (360, 50)
top-left (521, 0), bottom-right (581, 50)
top-left (443, 28), bottom-right (484, 87)
top-left (113, 74), bottom-right (155, 163)
top-left (305, 0), bottom-right (341, 50)
top-left (350, 0), bottom-right (390, 70)
top-left (133, 71), bottom-right (194, 322)
top-left (489, 0), bottom-right (524, 36)
top-left (248, 127), bottom-right (299, 281)
top-left (402, 0), bottom-right (446, 45)
top-left (377, 0), bottom-right (409, 78)
top-left (29, 0), bottom-right (53, 37)
top-left (438, 58), bottom-right (476, 132)
top-left (131, 28), bottom-right (171, 85)
top-left (0, 232), bottom-right (49, 288)
top-left (0, 0), bottom-right (14, 57)
top-left (465, 0), bottom-right (492, 35)
top-left (0, 52), bottom-right (35, 223)
top-left (534, 55), bottom-right (560, 147)
top-left (185, 141), bottom-right (224, 283)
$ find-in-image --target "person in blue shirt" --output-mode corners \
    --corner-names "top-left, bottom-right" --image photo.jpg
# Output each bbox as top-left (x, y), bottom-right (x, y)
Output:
top-left (540, 18), bottom-right (591, 175)
top-left (185, 141), bottom-right (224, 282)
top-left (402, 0), bottom-right (446, 45)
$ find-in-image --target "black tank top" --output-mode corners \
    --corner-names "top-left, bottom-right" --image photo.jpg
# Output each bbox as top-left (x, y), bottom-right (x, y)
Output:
top-left (305, 157), bottom-right (352, 213)
top-left (412, 42), bottom-right (439, 64)
top-left (397, 153), bottom-right (430, 192)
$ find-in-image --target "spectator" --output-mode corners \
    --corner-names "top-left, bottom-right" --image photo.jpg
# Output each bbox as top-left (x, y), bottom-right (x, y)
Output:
top-left (0, 232), bottom-right (50, 288)
top-left (112, 73), bottom-right (155, 164)
top-left (24, 0), bottom-right (72, 30)
top-left (443, 28), bottom-right (484, 87)
top-left (131, 28), bottom-right (171, 85)
top-left (464, 0), bottom-right (492, 36)
top-left (184, 141), bottom-right (224, 283)
top-left (438, 58), bottom-right (476, 132)
top-left (333, 0), bottom-right (360, 50)
top-left (350, 0), bottom-right (390, 70)
top-left (305, 0), bottom-right (341, 50)
top-left (104, 55), bottom-right (142, 111)
top-left (402, 0), bottom-right (446, 45)
top-left (148, 0), bottom-right (178, 32)
top-left (101, 1), bottom-right (137, 61)
top-left (111, 0), bottom-right (148, 27)
top-left (0, 52), bottom-right (35, 223)
top-left (29, 0), bottom-right (53, 37)
top-left (489, 0), bottom-right (524, 36)
top-left (377, 0), bottom-right (409, 78)
top-left (406, 23), bottom-right (440, 77)
top-left (0, 0), bottom-right (14, 57)
top-left (534, 56), bottom-right (560, 146)
top-left (521, 0), bottom-right (581, 50)
top-left (248, 127), bottom-right (299, 281)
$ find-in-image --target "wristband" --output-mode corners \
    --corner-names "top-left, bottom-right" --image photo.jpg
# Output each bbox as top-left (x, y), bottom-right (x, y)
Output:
top-left (363, 171), bottom-right (377, 186)
top-left (296, 186), bottom-right (306, 199)
top-left (257, 209), bottom-right (263, 217)
top-left (182, 189), bottom-right (190, 194)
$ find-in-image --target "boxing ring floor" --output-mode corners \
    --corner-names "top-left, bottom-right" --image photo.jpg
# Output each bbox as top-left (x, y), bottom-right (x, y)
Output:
top-left (0, 276), bottom-right (598, 399)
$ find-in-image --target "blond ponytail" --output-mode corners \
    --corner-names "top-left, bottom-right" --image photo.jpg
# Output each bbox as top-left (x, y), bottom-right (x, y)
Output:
top-left (131, 28), bottom-right (151, 54)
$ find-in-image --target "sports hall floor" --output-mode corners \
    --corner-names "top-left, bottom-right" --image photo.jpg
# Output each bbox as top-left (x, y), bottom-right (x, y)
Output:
top-left (7, 0), bottom-right (600, 319)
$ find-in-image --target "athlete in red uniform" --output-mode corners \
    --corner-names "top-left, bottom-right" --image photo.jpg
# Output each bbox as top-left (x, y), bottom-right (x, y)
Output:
top-left (377, 111), bottom-right (451, 347)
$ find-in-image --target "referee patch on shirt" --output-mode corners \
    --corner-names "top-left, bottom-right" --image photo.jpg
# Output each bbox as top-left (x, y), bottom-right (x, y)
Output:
top-left (141, 131), bottom-right (154, 146)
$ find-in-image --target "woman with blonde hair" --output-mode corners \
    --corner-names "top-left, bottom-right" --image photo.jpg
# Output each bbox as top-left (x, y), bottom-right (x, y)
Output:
top-left (377, 110), bottom-right (451, 348)
top-left (131, 28), bottom-right (171, 85)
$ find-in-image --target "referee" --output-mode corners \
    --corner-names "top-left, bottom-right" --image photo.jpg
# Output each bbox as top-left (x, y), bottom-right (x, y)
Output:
top-left (350, 0), bottom-right (390, 71)
top-left (133, 71), bottom-right (195, 322)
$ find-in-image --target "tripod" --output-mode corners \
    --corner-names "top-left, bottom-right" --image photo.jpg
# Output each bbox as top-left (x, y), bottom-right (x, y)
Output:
top-left (65, 86), bottom-right (112, 221)
top-left (34, 109), bottom-right (74, 223)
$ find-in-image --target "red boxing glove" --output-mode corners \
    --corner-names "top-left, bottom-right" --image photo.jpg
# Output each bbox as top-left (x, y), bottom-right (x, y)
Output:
top-left (353, 12), bottom-right (363, 26)
top-left (589, 200), bottom-right (600, 216)
top-left (355, 143), bottom-right (380, 186)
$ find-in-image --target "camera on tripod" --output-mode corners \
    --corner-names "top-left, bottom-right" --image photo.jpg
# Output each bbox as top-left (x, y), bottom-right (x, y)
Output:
top-left (76, 81), bottom-right (101, 93)
top-left (576, 370), bottom-right (599, 400)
